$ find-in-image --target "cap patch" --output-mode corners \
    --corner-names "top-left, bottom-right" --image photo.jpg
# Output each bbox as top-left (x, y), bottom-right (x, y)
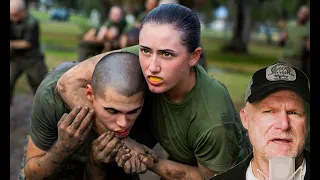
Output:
top-left (266, 63), bottom-right (296, 81)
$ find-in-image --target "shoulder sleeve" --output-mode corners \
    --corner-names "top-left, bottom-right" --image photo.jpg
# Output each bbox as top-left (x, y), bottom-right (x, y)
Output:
top-left (29, 82), bottom-right (59, 151)
top-left (24, 17), bottom-right (39, 47)
top-left (121, 45), bottom-right (139, 55)
top-left (193, 124), bottom-right (242, 172)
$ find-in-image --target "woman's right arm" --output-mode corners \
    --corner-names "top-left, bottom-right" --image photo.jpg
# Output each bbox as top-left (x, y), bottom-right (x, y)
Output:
top-left (56, 51), bottom-right (113, 109)
top-left (56, 44), bottom-right (140, 110)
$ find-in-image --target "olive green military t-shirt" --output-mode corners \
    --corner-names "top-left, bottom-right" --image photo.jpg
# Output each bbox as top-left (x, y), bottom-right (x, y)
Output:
top-left (29, 61), bottom-right (157, 164)
top-left (122, 45), bottom-right (244, 172)
top-left (102, 18), bottom-right (128, 36)
top-left (10, 13), bottom-right (42, 58)
top-left (283, 20), bottom-right (310, 58)
top-left (29, 64), bottom-right (97, 163)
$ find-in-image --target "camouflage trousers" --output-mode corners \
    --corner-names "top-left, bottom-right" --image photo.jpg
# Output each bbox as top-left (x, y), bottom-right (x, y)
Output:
top-left (10, 56), bottom-right (48, 104)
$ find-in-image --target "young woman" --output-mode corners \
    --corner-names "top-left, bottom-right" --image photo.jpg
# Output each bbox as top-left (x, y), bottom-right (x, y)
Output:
top-left (57, 4), bottom-right (250, 179)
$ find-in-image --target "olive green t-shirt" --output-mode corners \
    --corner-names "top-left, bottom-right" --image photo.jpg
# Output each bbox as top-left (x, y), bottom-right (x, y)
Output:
top-left (283, 20), bottom-right (310, 58)
top-left (122, 45), bottom-right (244, 172)
top-left (102, 18), bottom-right (128, 36)
top-left (29, 64), bottom-right (95, 163)
top-left (10, 13), bottom-right (42, 58)
top-left (29, 62), bottom-right (156, 164)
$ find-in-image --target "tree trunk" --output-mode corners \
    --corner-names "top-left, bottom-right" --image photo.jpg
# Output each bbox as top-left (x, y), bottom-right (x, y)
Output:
top-left (223, 0), bottom-right (252, 53)
top-left (99, 0), bottom-right (111, 25)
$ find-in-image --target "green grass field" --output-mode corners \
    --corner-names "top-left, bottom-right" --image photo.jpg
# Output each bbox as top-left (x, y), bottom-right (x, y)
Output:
top-left (14, 10), bottom-right (283, 111)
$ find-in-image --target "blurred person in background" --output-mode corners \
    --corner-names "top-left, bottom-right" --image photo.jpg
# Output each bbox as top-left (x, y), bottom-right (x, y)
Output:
top-left (119, 0), bottom-right (159, 53)
top-left (10, 0), bottom-right (48, 105)
top-left (77, 6), bottom-right (127, 61)
top-left (279, 5), bottom-right (310, 78)
top-left (135, 0), bottom-right (159, 29)
top-left (120, 27), bottom-right (140, 49)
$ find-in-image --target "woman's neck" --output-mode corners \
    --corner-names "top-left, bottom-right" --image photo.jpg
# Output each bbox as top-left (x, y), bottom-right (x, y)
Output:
top-left (164, 67), bottom-right (196, 103)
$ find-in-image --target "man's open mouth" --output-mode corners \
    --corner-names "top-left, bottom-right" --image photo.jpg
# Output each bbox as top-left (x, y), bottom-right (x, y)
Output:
top-left (115, 128), bottom-right (130, 138)
top-left (270, 138), bottom-right (292, 143)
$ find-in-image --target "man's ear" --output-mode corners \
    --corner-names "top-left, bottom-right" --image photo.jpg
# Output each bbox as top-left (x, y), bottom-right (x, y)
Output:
top-left (240, 107), bottom-right (249, 130)
top-left (86, 84), bottom-right (94, 101)
top-left (188, 47), bottom-right (202, 67)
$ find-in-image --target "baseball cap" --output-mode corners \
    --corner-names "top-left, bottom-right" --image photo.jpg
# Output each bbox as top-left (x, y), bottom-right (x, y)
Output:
top-left (245, 62), bottom-right (310, 103)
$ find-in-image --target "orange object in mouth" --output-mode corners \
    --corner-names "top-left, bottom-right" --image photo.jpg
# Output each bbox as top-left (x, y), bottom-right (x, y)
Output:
top-left (117, 129), bottom-right (126, 133)
top-left (149, 76), bottom-right (162, 82)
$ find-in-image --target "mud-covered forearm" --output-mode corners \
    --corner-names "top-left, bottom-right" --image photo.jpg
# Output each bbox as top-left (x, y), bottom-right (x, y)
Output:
top-left (25, 141), bottom-right (73, 180)
top-left (150, 159), bottom-right (203, 180)
top-left (56, 51), bottom-right (111, 110)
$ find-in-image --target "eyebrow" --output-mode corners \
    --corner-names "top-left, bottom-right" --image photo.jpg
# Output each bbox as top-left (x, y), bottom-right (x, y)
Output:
top-left (103, 106), bottom-right (143, 113)
top-left (139, 45), bottom-right (150, 50)
top-left (140, 45), bottom-right (175, 53)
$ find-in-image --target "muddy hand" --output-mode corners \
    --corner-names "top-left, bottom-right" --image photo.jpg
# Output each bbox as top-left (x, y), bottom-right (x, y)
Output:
top-left (115, 145), bottom-right (132, 172)
top-left (120, 138), bottom-right (159, 174)
top-left (90, 131), bottom-right (125, 165)
top-left (56, 106), bottom-right (94, 154)
top-left (134, 144), bottom-right (159, 174)
top-left (115, 145), bottom-right (143, 174)
top-left (141, 144), bottom-right (159, 162)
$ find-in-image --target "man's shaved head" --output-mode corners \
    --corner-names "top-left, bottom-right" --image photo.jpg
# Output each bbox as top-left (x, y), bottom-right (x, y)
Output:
top-left (297, 5), bottom-right (310, 23)
top-left (10, 0), bottom-right (27, 23)
top-left (10, 0), bottom-right (26, 12)
top-left (91, 52), bottom-right (146, 98)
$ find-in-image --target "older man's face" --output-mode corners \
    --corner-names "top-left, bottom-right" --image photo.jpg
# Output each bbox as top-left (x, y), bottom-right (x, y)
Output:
top-left (298, 7), bottom-right (310, 23)
top-left (10, 7), bottom-right (26, 23)
top-left (240, 90), bottom-right (308, 162)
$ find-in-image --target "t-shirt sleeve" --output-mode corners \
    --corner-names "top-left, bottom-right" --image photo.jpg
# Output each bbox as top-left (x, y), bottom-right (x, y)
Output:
top-left (121, 45), bottom-right (139, 55)
top-left (193, 124), bottom-right (242, 172)
top-left (29, 86), bottom-right (59, 151)
top-left (24, 20), bottom-right (39, 48)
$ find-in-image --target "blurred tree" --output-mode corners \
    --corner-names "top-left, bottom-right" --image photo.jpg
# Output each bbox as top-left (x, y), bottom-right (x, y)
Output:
top-left (251, 0), bottom-right (281, 45)
top-left (76, 0), bottom-right (100, 16)
top-left (99, 0), bottom-right (112, 25)
top-left (222, 0), bottom-right (306, 53)
top-left (223, 0), bottom-right (252, 53)
top-left (54, 0), bottom-right (77, 9)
